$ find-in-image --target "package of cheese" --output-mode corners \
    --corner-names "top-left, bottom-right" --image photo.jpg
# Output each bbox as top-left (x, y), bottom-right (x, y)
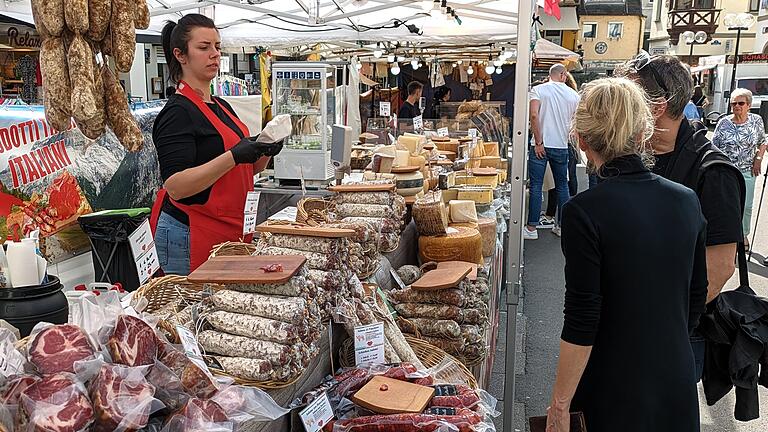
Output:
top-left (449, 200), bottom-right (478, 223)
top-left (418, 226), bottom-right (483, 265)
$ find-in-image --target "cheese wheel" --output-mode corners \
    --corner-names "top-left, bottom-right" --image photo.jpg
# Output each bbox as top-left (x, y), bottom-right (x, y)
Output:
top-left (449, 200), bottom-right (478, 223)
top-left (394, 171), bottom-right (424, 197)
top-left (478, 217), bottom-right (498, 257)
top-left (419, 226), bottom-right (483, 265)
top-left (449, 222), bottom-right (479, 230)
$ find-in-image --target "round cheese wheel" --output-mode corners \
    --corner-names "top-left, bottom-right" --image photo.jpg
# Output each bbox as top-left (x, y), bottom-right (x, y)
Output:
top-left (394, 171), bottom-right (424, 197)
top-left (419, 226), bottom-right (483, 265)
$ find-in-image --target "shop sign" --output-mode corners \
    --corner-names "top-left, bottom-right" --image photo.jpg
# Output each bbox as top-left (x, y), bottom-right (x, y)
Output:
top-left (726, 53), bottom-right (768, 64)
top-left (5, 26), bottom-right (42, 50)
top-left (0, 102), bottom-right (165, 263)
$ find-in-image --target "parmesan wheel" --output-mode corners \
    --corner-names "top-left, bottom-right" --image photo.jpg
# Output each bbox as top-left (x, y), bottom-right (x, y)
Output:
top-left (418, 226), bottom-right (483, 265)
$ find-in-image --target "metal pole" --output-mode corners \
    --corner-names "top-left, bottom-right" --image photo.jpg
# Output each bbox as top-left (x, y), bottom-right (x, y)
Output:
top-left (727, 27), bottom-right (742, 115)
top-left (503, 0), bottom-right (533, 429)
top-left (689, 42), bottom-right (694, 66)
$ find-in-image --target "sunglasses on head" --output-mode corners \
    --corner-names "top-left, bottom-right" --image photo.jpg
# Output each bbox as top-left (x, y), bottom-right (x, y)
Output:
top-left (627, 50), bottom-right (670, 99)
top-left (731, 101), bottom-right (747, 107)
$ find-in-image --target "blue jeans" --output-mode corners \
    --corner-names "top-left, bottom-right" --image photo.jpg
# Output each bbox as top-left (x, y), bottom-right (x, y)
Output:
top-left (528, 147), bottom-right (569, 226)
top-left (156, 211), bottom-right (191, 276)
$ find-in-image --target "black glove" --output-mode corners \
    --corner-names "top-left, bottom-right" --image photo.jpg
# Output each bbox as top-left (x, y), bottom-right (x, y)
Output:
top-left (230, 135), bottom-right (283, 164)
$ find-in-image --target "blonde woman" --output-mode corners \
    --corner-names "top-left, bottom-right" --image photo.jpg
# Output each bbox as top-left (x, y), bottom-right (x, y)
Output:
top-left (546, 78), bottom-right (707, 432)
top-left (712, 88), bottom-right (767, 251)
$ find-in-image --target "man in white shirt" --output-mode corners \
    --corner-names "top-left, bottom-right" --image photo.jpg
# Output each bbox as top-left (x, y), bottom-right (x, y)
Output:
top-left (524, 63), bottom-right (580, 240)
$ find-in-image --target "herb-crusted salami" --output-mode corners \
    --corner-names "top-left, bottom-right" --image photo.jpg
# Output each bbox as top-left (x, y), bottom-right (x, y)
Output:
top-left (394, 303), bottom-right (463, 322)
top-left (197, 330), bottom-right (295, 366)
top-left (40, 37), bottom-right (72, 132)
top-left (110, 0), bottom-right (136, 72)
top-left (209, 290), bottom-right (310, 325)
top-left (401, 318), bottom-right (461, 339)
top-left (134, 0), bottom-right (150, 29)
top-left (64, 0), bottom-right (89, 33)
top-left (390, 288), bottom-right (465, 306)
top-left (335, 204), bottom-right (396, 219)
top-left (258, 234), bottom-right (343, 254)
top-left (256, 246), bottom-right (340, 271)
top-left (214, 356), bottom-right (299, 382)
top-left (462, 308), bottom-right (487, 325)
top-left (334, 192), bottom-right (395, 206)
top-left (225, 275), bottom-right (315, 297)
top-left (39, 0), bottom-right (65, 37)
top-left (460, 325), bottom-right (482, 344)
top-left (87, 0), bottom-right (111, 41)
top-left (205, 310), bottom-right (304, 344)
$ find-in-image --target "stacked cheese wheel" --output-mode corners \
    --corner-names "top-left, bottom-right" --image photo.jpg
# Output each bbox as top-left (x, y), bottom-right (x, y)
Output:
top-left (197, 265), bottom-right (324, 383)
top-left (32, 0), bottom-right (146, 150)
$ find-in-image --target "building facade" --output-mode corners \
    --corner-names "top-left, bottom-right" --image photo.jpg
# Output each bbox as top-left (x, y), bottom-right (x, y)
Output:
top-left (539, 0), bottom-right (581, 52)
top-left (754, 0), bottom-right (768, 53)
top-left (576, 0), bottom-right (645, 75)
top-left (647, 0), bottom-right (762, 65)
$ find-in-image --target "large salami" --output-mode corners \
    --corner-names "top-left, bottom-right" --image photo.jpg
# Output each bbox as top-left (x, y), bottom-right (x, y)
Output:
top-left (209, 290), bottom-right (310, 325)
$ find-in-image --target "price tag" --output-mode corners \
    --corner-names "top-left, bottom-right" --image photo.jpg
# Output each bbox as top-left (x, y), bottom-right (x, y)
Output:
top-left (269, 206), bottom-right (298, 222)
top-left (379, 101), bottom-right (391, 117)
top-left (413, 115), bottom-right (423, 131)
top-left (354, 322), bottom-right (385, 365)
top-left (468, 128), bottom-right (478, 138)
top-left (128, 219), bottom-right (160, 285)
top-left (243, 191), bottom-right (261, 235)
top-left (437, 127), bottom-right (449, 137)
top-left (299, 392), bottom-right (335, 432)
top-left (176, 326), bottom-right (214, 377)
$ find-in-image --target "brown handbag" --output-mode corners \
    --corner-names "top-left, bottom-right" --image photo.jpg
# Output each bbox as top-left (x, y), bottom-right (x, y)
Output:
top-left (528, 412), bottom-right (587, 432)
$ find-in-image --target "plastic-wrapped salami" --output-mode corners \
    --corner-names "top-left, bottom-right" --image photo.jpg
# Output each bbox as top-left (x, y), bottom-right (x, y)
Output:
top-left (330, 411), bottom-right (483, 432)
top-left (353, 299), bottom-right (401, 364)
top-left (208, 290), bottom-right (312, 325)
top-left (212, 357), bottom-right (299, 382)
top-left (419, 336), bottom-right (465, 356)
top-left (398, 318), bottom-right (461, 339)
top-left (89, 365), bottom-right (159, 432)
top-left (86, 0), bottom-right (111, 41)
top-left (17, 373), bottom-right (95, 432)
top-left (394, 303), bottom-right (464, 322)
top-left (197, 330), bottom-right (299, 367)
top-left (163, 398), bottom-right (228, 432)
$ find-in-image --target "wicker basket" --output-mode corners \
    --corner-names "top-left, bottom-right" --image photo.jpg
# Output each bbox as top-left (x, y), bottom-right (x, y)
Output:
top-left (296, 198), bottom-right (333, 226)
top-left (209, 241), bottom-right (256, 258)
top-left (338, 336), bottom-right (478, 389)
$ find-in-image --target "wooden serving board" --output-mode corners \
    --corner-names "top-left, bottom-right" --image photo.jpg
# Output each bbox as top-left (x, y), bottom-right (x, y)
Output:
top-left (328, 184), bottom-right (396, 192)
top-left (255, 223), bottom-right (355, 238)
top-left (470, 167), bottom-right (498, 176)
top-left (391, 166), bottom-right (421, 173)
top-left (412, 266), bottom-right (472, 290)
top-left (351, 376), bottom-right (434, 414)
top-left (188, 255), bottom-right (306, 284)
top-left (431, 136), bottom-right (450, 142)
top-left (437, 261), bottom-right (478, 281)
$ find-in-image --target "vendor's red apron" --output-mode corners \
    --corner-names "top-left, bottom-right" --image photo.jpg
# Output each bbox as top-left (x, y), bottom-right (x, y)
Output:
top-left (150, 80), bottom-right (253, 271)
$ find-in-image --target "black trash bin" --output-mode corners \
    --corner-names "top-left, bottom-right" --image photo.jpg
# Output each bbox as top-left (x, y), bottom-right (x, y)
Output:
top-left (78, 208), bottom-right (151, 292)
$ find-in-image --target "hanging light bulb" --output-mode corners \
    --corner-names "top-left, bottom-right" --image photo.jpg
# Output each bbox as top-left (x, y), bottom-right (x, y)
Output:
top-left (355, 62), bottom-right (363, 70)
top-left (397, 55), bottom-right (405, 62)
top-left (485, 64), bottom-right (495, 74)
top-left (457, 60), bottom-right (463, 65)
top-left (495, 67), bottom-right (502, 74)
top-left (373, 42), bottom-right (383, 59)
top-left (391, 63), bottom-right (401, 75)
top-left (467, 65), bottom-right (474, 75)
top-left (387, 54), bottom-right (396, 63)
top-left (493, 58), bottom-right (503, 67)
top-left (411, 59), bottom-right (420, 69)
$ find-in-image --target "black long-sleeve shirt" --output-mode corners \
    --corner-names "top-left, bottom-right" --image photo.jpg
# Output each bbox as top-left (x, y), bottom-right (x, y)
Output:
top-left (561, 154), bottom-right (707, 432)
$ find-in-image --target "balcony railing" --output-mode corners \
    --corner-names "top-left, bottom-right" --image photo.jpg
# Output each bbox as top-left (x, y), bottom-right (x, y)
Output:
top-left (667, 8), bottom-right (721, 44)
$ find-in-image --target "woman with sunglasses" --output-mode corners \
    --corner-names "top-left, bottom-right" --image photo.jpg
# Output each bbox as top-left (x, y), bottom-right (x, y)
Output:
top-left (712, 88), bottom-right (767, 252)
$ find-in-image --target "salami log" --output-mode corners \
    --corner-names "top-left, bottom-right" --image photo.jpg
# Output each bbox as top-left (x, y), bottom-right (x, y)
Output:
top-left (225, 275), bottom-right (316, 297)
top-left (389, 288), bottom-right (465, 306)
top-left (205, 310), bottom-right (305, 344)
top-left (197, 330), bottom-right (296, 366)
top-left (257, 246), bottom-right (341, 271)
top-left (87, 0), bottom-right (112, 41)
top-left (419, 336), bottom-right (465, 355)
top-left (259, 234), bottom-right (343, 254)
top-left (354, 300), bottom-right (401, 363)
top-left (400, 318), bottom-right (461, 339)
top-left (100, 27), bottom-right (113, 55)
top-left (30, 0), bottom-right (51, 38)
top-left (334, 192), bottom-right (395, 206)
top-left (341, 217), bottom-right (399, 233)
top-left (335, 204), bottom-right (396, 219)
top-left (64, 0), bottom-right (89, 33)
top-left (209, 289), bottom-right (310, 325)
top-left (39, 0), bottom-right (66, 37)
top-left (110, 0), bottom-right (136, 72)
top-left (103, 65), bottom-right (144, 151)
top-left (394, 303), bottom-right (463, 322)
top-left (77, 48), bottom-right (106, 139)
top-left (460, 325), bottom-right (482, 344)
top-left (40, 38), bottom-right (72, 132)
top-left (331, 411), bottom-right (482, 432)
top-left (429, 393), bottom-right (481, 409)
top-left (371, 306), bottom-right (425, 370)
top-left (213, 356), bottom-right (299, 382)
top-left (462, 308), bottom-right (487, 325)
top-left (134, 0), bottom-right (151, 29)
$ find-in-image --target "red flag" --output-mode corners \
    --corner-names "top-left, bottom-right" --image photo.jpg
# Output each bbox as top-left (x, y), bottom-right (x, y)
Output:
top-left (544, 0), bottom-right (561, 20)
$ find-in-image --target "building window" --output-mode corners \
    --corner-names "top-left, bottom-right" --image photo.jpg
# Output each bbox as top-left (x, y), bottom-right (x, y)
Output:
top-left (608, 22), bottom-right (623, 39)
top-left (672, 0), bottom-right (714, 9)
top-left (749, 0), bottom-right (759, 12)
top-left (583, 23), bottom-right (598, 39)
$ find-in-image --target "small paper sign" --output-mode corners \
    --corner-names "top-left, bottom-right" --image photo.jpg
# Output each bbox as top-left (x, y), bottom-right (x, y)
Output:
top-left (437, 127), bottom-right (449, 137)
top-left (128, 219), bottom-right (160, 285)
top-left (468, 128), bottom-right (478, 138)
top-left (380, 101), bottom-right (391, 117)
top-left (354, 322), bottom-right (385, 365)
top-left (413, 115), bottom-right (424, 131)
top-left (243, 191), bottom-right (261, 235)
top-left (176, 326), bottom-right (214, 377)
top-left (269, 206), bottom-right (298, 222)
top-left (299, 393), bottom-right (335, 432)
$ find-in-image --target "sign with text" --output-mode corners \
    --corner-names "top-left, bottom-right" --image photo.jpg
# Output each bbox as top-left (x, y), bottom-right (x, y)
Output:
top-left (243, 191), bottom-right (261, 235)
top-left (354, 322), bottom-right (385, 365)
top-left (437, 127), bottom-right (449, 137)
top-left (128, 219), bottom-right (160, 284)
top-left (380, 101), bottom-right (391, 117)
top-left (413, 115), bottom-right (423, 131)
top-left (299, 393), bottom-right (334, 432)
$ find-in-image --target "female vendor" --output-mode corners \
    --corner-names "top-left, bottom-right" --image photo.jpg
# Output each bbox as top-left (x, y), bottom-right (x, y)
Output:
top-left (151, 14), bottom-right (281, 275)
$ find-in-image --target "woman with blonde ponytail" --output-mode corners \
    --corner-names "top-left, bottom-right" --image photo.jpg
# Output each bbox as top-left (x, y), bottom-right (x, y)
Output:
top-left (545, 78), bottom-right (707, 432)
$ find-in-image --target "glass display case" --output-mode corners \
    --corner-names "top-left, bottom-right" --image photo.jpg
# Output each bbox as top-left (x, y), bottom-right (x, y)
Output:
top-left (272, 62), bottom-right (345, 183)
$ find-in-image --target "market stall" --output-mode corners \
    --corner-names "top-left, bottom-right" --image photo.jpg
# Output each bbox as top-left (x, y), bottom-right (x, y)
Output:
top-left (0, 0), bottom-right (532, 430)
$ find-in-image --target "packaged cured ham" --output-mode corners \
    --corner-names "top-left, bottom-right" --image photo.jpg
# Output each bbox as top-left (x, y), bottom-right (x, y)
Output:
top-left (28, 323), bottom-right (96, 375)
top-left (89, 364), bottom-right (162, 432)
top-left (17, 373), bottom-right (95, 432)
top-left (107, 315), bottom-right (159, 367)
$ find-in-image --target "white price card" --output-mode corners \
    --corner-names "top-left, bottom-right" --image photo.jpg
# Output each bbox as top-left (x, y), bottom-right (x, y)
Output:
top-left (413, 115), bottom-right (424, 131)
top-left (437, 127), bottom-right (449, 137)
top-left (243, 191), bottom-right (261, 236)
top-left (268, 206), bottom-right (298, 222)
top-left (468, 128), bottom-right (478, 138)
top-left (176, 326), bottom-right (214, 377)
top-left (128, 219), bottom-right (160, 285)
top-left (299, 393), bottom-right (335, 432)
top-left (354, 322), bottom-right (385, 365)
top-left (380, 101), bottom-right (391, 117)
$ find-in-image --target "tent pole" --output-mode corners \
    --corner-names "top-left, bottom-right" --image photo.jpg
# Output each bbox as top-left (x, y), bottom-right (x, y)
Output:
top-left (503, 0), bottom-right (533, 430)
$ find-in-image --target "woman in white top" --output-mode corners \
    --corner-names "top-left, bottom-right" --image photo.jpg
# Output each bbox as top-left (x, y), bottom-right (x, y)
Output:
top-left (712, 88), bottom-right (767, 251)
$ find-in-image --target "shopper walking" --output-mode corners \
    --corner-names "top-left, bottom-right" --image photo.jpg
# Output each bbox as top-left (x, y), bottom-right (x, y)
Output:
top-left (546, 77), bottom-right (707, 432)
top-left (398, 81), bottom-right (423, 120)
top-left (524, 64), bottom-right (580, 239)
top-left (692, 85), bottom-right (708, 121)
top-left (150, 14), bottom-right (282, 275)
top-left (617, 53), bottom-right (744, 379)
top-left (712, 88), bottom-right (767, 252)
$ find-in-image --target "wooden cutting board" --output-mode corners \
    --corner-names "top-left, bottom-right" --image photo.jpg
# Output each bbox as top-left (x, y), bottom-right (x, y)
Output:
top-left (255, 223), bottom-right (355, 238)
top-left (470, 167), bottom-right (498, 176)
top-left (412, 266), bottom-right (472, 290)
top-left (188, 256), bottom-right (306, 284)
top-left (328, 184), bottom-right (396, 192)
top-left (437, 261), bottom-right (478, 281)
top-left (391, 166), bottom-right (421, 174)
top-left (351, 376), bottom-right (434, 414)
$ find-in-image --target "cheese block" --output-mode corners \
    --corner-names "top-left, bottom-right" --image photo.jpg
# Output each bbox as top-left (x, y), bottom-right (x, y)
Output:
top-left (398, 134), bottom-right (424, 155)
top-left (419, 226), bottom-right (483, 265)
top-left (441, 188), bottom-right (459, 203)
top-left (395, 149), bottom-right (410, 167)
top-left (478, 217), bottom-right (498, 257)
top-left (436, 140), bottom-right (460, 154)
top-left (483, 142), bottom-right (500, 157)
top-left (409, 155), bottom-right (426, 167)
top-left (479, 156), bottom-right (501, 168)
top-left (500, 158), bottom-right (508, 170)
top-left (449, 200), bottom-right (478, 223)
top-left (456, 175), bottom-right (498, 188)
top-left (457, 187), bottom-right (494, 204)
